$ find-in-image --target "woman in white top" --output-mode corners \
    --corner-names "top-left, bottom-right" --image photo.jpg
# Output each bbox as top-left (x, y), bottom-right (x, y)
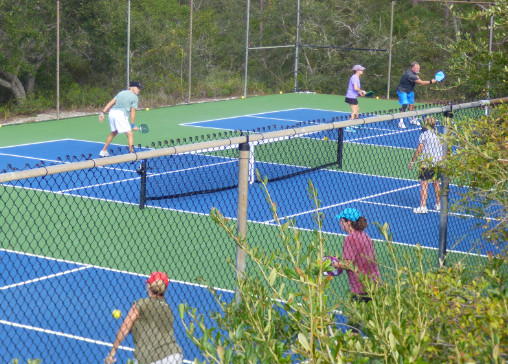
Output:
top-left (408, 116), bottom-right (444, 213)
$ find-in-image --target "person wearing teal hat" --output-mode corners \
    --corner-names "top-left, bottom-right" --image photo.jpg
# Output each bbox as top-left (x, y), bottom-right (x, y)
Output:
top-left (332, 208), bottom-right (380, 302)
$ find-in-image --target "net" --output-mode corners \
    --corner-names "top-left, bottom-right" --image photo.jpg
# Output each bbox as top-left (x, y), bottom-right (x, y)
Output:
top-left (139, 128), bottom-right (342, 207)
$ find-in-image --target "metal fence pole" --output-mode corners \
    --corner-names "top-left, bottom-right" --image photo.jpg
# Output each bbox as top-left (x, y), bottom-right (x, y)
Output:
top-left (293, 0), bottom-right (301, 92)
top-left (235, 142), bottom-right (250, 303)
top-left (438, 106), bottom-right (452, 267)
top-left (243, 0), bottom-right (251, 98)
top-left (126, 0), bottom-right (131, 88)
top-left (387, 0), bottom-right (395, 99)
top-left (56, 0), bottom-right (60, 120)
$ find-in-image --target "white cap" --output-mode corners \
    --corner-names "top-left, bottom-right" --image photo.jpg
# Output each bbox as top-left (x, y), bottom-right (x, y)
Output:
top-left (352, 65), bottom-right (365, 71)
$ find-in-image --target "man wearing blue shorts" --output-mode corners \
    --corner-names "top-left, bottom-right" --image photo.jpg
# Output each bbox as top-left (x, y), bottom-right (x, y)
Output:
top-left (396, 62), bottom-right (436, 129)
top-left (99, 81), bottom-right (142, 156)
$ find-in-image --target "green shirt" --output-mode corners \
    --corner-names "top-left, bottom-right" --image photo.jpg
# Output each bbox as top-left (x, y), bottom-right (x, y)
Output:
top-left (131, 297), bottom-right (183, 363)
top-left (112, 90), bottom-right (139, 118)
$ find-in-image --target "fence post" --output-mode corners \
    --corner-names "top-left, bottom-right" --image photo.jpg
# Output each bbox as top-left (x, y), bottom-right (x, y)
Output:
top-left (236, 141), bottom-right (250, 303)
top-left (337, 127), bottom-right (344, 169)
top-left (138, 160), bottom-right (147, 209)
top-left (438, 106), bottom-right (452, 267)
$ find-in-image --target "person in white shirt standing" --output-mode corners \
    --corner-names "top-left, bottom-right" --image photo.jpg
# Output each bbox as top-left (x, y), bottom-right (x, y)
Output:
top-left (409, 116), bottom-right (444, 214)
top-left (99, 81), bottom-right (142, 156)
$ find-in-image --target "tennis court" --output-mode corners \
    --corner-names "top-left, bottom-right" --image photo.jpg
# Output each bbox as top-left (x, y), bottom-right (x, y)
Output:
top-left (0, 103), bottom-right (496, 362)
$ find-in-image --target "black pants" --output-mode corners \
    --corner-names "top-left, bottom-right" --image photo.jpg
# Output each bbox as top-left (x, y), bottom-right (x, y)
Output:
top-left (349, 294), bottom-right (372, 332)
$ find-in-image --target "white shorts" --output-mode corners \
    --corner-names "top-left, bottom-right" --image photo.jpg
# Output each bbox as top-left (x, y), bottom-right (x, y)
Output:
top-left (108, 109), bottom-right (131, 134)
top-left (134, 354), bottom-right (183, 364)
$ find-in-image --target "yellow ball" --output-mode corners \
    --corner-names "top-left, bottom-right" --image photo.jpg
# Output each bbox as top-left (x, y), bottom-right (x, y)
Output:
top-left (376, 96), bottom-right (379, 100)
top-left (112, 309), bottom-right (122, 319)
top-left (145, 108), bottom-right (149, 111)
top-left (323, 136), bottom-right (328, 141)
top-left (0, 124), bottom-right (2, 128)
top-left (241, 96), bottom-right (245, 99)
top-left (279, 91), bottom-right (283, 94)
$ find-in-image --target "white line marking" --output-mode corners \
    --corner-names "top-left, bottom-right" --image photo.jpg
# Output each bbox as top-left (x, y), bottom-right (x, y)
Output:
top-left (0, 266), bottom-right (92, 291)
top-left (0, 319), bottom-right (134, 351)
top-left (264, 184), bottom-right (420, 223)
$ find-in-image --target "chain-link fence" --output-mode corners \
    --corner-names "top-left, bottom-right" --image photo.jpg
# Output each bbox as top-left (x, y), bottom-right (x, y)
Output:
top-left (0, 99), bottom-right (500, 362)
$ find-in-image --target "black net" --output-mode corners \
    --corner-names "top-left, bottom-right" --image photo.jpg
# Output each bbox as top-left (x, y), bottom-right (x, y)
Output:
top-left (140, 128), bottom-right (341, 204)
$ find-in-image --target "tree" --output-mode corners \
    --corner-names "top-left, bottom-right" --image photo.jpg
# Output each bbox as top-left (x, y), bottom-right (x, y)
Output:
top-left (441, 101), bottom-right (508, 250)
top-left (443, 0), bottom-right (508, 98)
top-left (0, 0), bottom-right (58, 103)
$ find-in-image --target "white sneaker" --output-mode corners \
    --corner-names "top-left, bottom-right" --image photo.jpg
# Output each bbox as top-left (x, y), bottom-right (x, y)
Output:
top-left (413, 206), bottom-right (428, 214)
top-left (99, 150), bottom-right (109, 157)
top-left (434, 204), bottom-right (441, 211)
top-left (398, 119), bottom-right (407, 129)
top-left (410, 117), bottom-right (421, 126)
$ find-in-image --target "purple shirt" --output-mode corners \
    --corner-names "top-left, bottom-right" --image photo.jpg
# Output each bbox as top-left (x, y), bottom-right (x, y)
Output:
top-left (343, 230), bottom-right (381, 294)
top-left (346, 74), bottom-right (361, 99)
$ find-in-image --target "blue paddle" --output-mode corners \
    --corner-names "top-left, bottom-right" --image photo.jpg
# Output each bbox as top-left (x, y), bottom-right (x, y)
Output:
top-left (435, 71), bottom-right (445, 82)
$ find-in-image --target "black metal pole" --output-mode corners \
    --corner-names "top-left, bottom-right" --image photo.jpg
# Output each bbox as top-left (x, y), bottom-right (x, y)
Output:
top-left (438, 106), bottom-right (452, 267)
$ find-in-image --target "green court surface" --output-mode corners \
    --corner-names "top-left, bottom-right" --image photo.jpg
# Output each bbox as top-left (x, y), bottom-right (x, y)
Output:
top-left (0, 93), bottom-right (401, 148)
top-left (0, 92), bottom-right (489, 299)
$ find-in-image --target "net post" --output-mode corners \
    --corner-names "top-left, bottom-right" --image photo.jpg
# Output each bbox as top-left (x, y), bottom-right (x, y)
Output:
top-left (138, 160), bottom-right (147, 209)
top-left (438, 106), bottom-right (452, 267)
top-left (235, 141), bottom-right (250, 304)
top-left (337, 127), bottom-right (344, 169)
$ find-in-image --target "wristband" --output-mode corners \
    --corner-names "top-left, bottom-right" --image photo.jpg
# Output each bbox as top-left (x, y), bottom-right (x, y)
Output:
top-left (430, 80), bottom-right (433, 85)
top-left (131, 123), bottom-right (136, 128)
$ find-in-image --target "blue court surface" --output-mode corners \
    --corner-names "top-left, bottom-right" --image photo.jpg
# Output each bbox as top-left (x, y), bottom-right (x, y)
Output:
top-left (182, 107), bottom-right (441, 150)
top-left (0, 249), bottom-right (227, 363)
top-left (0, 109), bottom-right (496, 362)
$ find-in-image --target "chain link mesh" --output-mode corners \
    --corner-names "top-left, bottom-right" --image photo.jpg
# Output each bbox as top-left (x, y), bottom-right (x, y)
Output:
top-left (0, 102), bottom-right (498, 362)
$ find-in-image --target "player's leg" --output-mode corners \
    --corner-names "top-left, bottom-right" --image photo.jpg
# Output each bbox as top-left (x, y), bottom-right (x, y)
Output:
top-left (433, 178), bottom-right (441, 210)
top-left (100, 113), bottom-right (120, 157)
top-left (102, 131), bottom-right (118, 153)
top-left (350, 104), bottom-right (359, 120)
top-left (420, 180), bottom-right (429, 206)
top-left (407, 92), bottom-right (421, 126)
top-left (126, 130), bottom-right (134, 153)
top-left (397, 90), bottom-right (408, 129)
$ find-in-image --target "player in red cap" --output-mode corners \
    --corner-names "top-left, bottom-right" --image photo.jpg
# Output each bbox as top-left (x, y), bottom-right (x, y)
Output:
top-left (105, 271), bottom-right (183, 364)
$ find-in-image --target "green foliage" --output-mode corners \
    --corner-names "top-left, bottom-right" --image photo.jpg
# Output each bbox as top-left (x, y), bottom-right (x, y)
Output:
top-left (442, 0), bottom-right (508, 98)
top-left (441, 104), bottom-right (508, 247)
top-left (0, 0), bottom-right (506, 113)
top-left (10, 359), bottom-right (41, 364)
top-left (180, 178), bottom-right (508, 363)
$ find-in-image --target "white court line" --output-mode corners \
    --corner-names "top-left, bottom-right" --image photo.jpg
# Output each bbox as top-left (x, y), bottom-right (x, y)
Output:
top-left (263, 183), bottom-right (420, 223)
top-left (58, 175), bottom-right (142, 193)
top-left (347, 128), bottom-right (417, 143)
top-left (0, 266), bottom-right (92, 291)
top-left (0, 247), bottom-right (235, 294)
top-left (0, 320), bottom-right (134, 351)
top-left (248, 115), bottom-right (304, 123)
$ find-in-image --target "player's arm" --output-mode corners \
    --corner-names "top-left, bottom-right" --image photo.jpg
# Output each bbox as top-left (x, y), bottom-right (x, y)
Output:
top-left (104, 304), bottom-right (139, 363)
top-left (99, 99), bottom-right (116, 122)
top-left (353, 83), bottom-right (366, 96)
top-left (415, 77), bottom-right (437, 86)
top-left (130, 107), bottom-right (138, 131)
top-left (333, 259), bottom-right (354, 270)
top-left (409, 143), bottom-right (424, 170)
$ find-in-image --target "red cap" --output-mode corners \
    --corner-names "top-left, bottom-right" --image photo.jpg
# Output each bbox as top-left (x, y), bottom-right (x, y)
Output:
top-left (146, 272), bottom-right (169, 287)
